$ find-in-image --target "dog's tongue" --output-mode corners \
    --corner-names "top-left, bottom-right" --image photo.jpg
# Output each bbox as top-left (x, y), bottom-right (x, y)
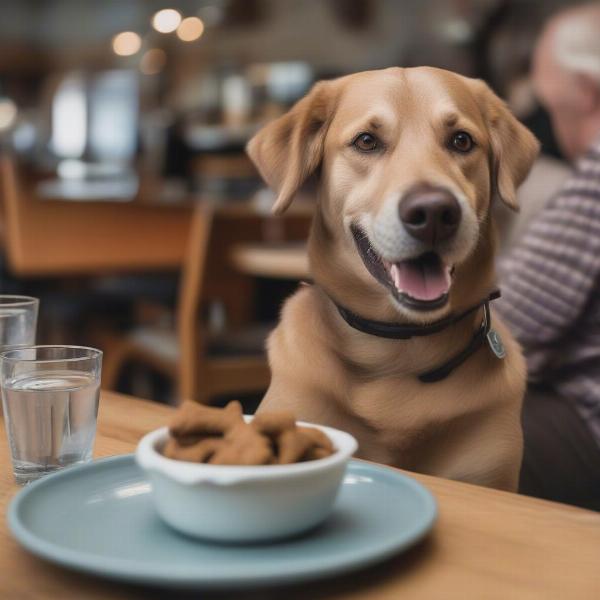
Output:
top-left (390, 254), bottom-right (450, 301)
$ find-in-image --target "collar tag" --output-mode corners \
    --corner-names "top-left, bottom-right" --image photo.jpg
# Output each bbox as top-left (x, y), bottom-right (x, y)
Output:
top-left (486, 328), bottom-right (506, 359)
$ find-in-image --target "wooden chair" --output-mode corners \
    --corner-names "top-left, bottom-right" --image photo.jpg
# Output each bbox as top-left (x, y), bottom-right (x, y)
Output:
top-left (0, 153), bottom-right (311, 404)
top-left (101, 201), bottom-right (312, 404)
top-left (0, 155), bottom-right (187, 349)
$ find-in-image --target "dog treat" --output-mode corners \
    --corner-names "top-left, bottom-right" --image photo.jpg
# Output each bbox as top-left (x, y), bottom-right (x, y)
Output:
top-left (210, 422), bottom-right (274, 465)
top-left (251, 411), bottom-right (296, 437)
top-left (171, 433), bottom-right (208, 447)
top-left (275, 428), bottom-right (314, 464)
top-left (163, 437), bottom-right (222, 463)
top-left (298, 425), bottom-right (335, 453)
top-left (162, 401), bottom-right (335, 465)
top-left (275, 426), bottom-right (336, 464)
top-left (303, 446), bottom-right (333, 461)
top-left (169, 400), bottom-right (243, 437)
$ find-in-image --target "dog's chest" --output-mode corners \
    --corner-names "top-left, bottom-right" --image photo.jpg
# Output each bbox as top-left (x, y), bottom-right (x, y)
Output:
top-left (344, 380), bottom-right (429, 449)
top-left (343, 374), bottom-right (485, 468)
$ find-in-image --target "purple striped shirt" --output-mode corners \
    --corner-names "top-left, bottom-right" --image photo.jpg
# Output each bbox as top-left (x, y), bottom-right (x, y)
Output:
top-left (496, 137), bottom-right (600, 444)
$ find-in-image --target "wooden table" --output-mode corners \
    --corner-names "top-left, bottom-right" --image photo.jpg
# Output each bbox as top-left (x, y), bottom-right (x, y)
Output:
top-left (2, 392), bottom-right (600, 599)
top-left (0, 157), bottom-right (194, 276)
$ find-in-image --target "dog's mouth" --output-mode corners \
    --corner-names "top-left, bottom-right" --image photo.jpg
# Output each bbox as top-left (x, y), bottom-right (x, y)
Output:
top-left (351, 225), bottom-right (452, 311)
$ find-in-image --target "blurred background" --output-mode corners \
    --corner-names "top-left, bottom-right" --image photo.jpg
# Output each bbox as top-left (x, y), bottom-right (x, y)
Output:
top-left (0, 0), bottom-right (577, 407)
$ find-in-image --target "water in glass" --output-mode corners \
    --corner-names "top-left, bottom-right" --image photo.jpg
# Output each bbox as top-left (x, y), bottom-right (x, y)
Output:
top-left (2, 369), bottom-right (100, 484)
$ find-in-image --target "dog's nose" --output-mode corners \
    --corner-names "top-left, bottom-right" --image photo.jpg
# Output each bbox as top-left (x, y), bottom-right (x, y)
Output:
top-left (398, 185), bottom-right (461, 245)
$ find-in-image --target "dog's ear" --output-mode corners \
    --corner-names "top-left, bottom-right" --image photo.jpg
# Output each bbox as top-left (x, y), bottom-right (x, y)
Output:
top-left (471, 80), bottom-right (540, 211)
top-left (246, 80), bottom-right (339, 215)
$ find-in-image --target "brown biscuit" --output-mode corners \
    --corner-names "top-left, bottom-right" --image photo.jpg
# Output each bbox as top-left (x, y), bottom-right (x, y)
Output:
top-left (169, 400), bottom-right (243, 438)
top-left (209, 422), bottom-right (274, 465)
top-left (163, 437), bottom-right (222, 463)
top-left (173, 434), bottom-right (208, 447)
top-left (252, 411), bottom-right (296, 438)
top-left (276, 428), bottom-right (314, 464)
top-left (161, 400), bottom-right (335, 465)
top-left (302, 446), bottom-right (333, 461)
top-left (298, 426), bottom-right (335, 454)
top-left (162, 438), bottom-right (179, 459)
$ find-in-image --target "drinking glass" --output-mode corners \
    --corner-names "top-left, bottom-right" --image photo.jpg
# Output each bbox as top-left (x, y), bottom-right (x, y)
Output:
top-left (0, 296), bottom-right (39, 351)
top-left (0, 345), bottom-right (102, 484)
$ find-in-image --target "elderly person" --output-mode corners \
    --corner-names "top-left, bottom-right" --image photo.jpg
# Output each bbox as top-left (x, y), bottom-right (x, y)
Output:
top-left (497, 3), bottom-right (600, 509)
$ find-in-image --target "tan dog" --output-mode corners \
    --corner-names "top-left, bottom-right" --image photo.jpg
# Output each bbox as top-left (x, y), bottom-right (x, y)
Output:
top-left (247, 67), bottom-right (539, 491)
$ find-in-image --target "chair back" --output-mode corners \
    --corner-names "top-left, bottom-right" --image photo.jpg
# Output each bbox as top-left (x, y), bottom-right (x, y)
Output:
top-left (176, 201), bottom-right (311, 400)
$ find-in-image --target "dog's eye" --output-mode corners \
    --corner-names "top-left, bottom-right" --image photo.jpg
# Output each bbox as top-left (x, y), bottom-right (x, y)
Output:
top-left (449, 131), bottom-right (474, 153)
top-left (353, 133), bottom-right (379, 152)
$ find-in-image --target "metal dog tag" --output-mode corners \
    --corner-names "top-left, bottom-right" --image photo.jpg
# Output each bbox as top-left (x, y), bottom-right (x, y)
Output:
top-left (487, 328), bottom-right (506, 359)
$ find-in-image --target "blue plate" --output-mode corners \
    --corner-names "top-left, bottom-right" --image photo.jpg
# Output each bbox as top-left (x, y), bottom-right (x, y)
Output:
top-left (8, 455), bottom-right (436, 589)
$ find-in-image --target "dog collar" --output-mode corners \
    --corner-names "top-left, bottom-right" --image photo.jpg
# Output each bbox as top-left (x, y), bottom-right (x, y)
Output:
top-left (330, 290), bottom-right (503, 384)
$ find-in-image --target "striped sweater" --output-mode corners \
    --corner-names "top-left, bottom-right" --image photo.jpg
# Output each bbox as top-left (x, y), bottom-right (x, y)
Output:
top-left (496, 137), bottom-right (600, 444)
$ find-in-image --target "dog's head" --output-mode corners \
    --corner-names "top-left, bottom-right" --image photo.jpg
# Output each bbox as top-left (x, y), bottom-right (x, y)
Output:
top-left (247, 67), bottom-right (539, 321)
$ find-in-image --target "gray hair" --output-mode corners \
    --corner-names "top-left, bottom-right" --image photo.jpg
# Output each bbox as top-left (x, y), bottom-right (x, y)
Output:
top-left (553, 5), bottom-right (600, 82)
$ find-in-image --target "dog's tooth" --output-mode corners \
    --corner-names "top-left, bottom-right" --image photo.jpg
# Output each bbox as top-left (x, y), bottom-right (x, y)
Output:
top-left (390, 263), bottom-right (402, 290)
top-left (444, 264), bottom-right (452, 285)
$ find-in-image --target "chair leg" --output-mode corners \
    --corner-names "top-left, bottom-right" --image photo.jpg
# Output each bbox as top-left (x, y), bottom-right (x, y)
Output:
top-left (179, 365), bottom-right (211, 405)
top-left (194, 387), bottom-right (212, 405)
top-left (101, 340), bottom-right (133, 391)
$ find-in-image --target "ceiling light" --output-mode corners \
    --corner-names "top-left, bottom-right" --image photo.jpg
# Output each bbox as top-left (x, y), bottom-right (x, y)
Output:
top-left (177, 16), bottom-right (204, 42)
top-left (152, 9), bottom-right (182, 33)
top-left (0, 98), bottom-right (17, 130)
top-left (112, 31), bottom-right (142, 56)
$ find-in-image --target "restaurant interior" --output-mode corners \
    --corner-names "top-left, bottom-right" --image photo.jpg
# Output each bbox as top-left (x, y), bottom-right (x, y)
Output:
top-left (3, 0), bottom-right (600, 597)
top-left (0, 0), bottom-right (571, 406)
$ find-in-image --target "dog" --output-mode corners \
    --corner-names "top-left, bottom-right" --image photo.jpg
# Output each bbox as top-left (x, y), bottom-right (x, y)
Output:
top-left (246, 67), bottom-right (539, 491)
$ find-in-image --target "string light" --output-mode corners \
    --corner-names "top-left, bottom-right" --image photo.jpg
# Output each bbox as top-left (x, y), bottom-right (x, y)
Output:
top-left (0, 98), bottom-right (17, 130)
top-left (177, 16), bottom-right (204, 42)
top-left (152, 9), bottom-right (181, 33)
top-left (112, 31), bottom-right (142, 56)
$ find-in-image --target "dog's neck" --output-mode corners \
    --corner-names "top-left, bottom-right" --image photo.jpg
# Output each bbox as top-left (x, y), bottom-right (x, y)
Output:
top-left (307, 207), bottom-right (499, 379)
top-left (331, 290), bottom-right (499, 340)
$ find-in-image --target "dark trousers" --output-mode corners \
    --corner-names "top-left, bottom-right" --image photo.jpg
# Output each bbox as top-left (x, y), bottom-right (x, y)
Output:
top-left (519, 384), bottom-right (600, 511)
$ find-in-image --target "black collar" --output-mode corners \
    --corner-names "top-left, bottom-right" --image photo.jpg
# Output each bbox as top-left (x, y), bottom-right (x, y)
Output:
top-left (331, 290), bottom-right (501, 384)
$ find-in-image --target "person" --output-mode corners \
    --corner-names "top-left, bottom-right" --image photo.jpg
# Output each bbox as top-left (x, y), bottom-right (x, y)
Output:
top-left (496, 3), bottom-right (600, 510)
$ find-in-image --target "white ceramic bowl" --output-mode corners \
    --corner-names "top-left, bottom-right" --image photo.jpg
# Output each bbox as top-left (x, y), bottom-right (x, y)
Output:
top-left (135, 419), bottom-right (358, 542)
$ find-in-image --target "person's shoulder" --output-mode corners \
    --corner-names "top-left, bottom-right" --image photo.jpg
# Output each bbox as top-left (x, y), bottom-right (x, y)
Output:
top-left (552, 151), bottom-right (600, 215)
top-left (571, 138), bottom-right (600, 181)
